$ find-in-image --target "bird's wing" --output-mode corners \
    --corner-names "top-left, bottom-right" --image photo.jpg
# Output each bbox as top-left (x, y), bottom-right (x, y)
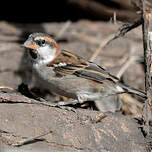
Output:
top-left (46, 50), bottom-right (146, 98)
top-left (47, 50), bottom-right (119, 83)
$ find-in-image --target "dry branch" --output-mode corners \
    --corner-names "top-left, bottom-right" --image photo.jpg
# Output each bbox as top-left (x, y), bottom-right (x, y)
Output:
top-left (55, 20), bottom-right (71, 40)
top-left (114, 19), bottom-right (142, 40)
top-left (89, 34), bottom-right (114, 62)
top-left (141, 0), bottom-right (152, 135)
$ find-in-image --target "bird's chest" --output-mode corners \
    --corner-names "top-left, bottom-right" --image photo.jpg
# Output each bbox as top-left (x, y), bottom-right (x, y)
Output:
top-left (32, 63), bottom-right (96, 97)
top-left (33, 63), bottom-right (56, 84)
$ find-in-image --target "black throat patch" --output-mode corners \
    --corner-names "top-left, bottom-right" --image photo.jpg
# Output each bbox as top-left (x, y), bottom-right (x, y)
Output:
top-left (29, 49), bottom-right (37, 59)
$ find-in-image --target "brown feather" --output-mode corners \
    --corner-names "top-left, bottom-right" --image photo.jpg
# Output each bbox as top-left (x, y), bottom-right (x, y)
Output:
top-left (47, 50), bottom-right (119, 84)
top-left (47, 50), bottom-right (87, 67)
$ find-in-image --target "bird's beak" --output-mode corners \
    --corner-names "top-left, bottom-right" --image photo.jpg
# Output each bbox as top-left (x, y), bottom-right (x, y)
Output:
top-left (23, 41), bottom-right (37, 50)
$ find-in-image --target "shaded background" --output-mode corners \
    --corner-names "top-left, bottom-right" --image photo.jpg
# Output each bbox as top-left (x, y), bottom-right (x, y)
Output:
top-left (1, 0), bottom-right (140, 23)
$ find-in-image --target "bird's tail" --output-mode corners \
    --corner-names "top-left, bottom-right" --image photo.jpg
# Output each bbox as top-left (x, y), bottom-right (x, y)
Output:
top-left (118, 83), bottom-right (147, 99)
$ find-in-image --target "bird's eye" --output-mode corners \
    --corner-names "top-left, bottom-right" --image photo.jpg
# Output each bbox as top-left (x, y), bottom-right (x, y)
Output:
top-left (37, 39), bottom-right (46, 46)
top-left (41, 39), bottom-right (46, 45)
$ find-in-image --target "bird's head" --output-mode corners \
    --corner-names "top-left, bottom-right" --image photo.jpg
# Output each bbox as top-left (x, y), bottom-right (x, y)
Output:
top-left (23, 32), bottom-right (59, 65)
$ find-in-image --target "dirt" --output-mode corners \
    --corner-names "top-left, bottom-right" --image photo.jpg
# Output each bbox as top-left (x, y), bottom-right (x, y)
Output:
top-left (0, 21), bottom-right (151, 151)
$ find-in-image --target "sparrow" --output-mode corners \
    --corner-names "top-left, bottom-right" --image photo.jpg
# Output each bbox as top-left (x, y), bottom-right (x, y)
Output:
top-left (22, 32), bottom-right (146, 110)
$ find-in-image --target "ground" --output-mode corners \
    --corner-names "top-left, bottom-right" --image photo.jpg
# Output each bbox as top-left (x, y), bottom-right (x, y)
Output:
top-left (0, 21), bottom-right (151, 151)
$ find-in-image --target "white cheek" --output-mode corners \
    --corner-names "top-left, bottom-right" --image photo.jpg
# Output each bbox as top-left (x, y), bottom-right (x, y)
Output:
top-left (38, 45), bottom-right (56, 64)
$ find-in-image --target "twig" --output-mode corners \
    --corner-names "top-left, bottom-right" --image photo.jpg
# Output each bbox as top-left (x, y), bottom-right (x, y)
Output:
top-left (12, 130), bottom-right (54, 147)
top-left (116, 56), bottom-right (138, 79)
top-left (113, 12), bottom-right (117, 25)
top-left (116, 47), bottom-right (138, 79)
top-left (56, 20), bottom-right (71, 39)
top-left (100, 55), bottom-right (128, 68)
top-left (113, 19), bottom-right (142, 41)
top-left (89, 34), bottom-right (114, 62)
top-left (72, 19), bottom-right (142, 48)
top-left (89, 19), bottom-right (143, 62)
top-left (45, 141), bottom-right (90, 151)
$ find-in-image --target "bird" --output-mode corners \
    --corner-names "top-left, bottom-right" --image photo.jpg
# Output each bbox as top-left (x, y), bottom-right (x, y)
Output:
top-left (22, 32), bottom-right (146, 111)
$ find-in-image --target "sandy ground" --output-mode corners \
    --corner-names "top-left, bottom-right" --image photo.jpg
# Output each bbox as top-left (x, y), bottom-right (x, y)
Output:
top-left (0, 21), bottom-right (150, 151)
